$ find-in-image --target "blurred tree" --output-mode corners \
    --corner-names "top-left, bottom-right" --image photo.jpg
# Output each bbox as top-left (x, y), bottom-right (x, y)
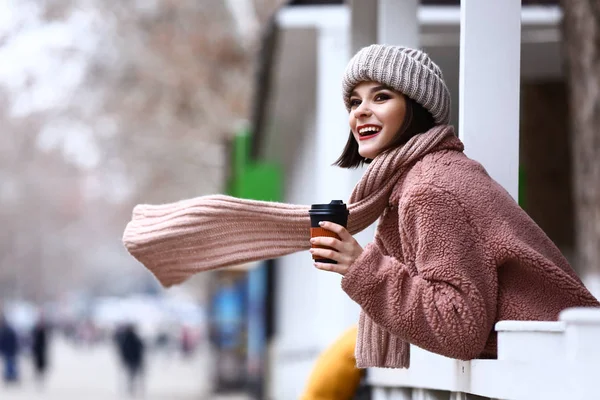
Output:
top-left (561, 0), bottom-right (600, 283)
top-left (0, 0), bottom-right (287, 300)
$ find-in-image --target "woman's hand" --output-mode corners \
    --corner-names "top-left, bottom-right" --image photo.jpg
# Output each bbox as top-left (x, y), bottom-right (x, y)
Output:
top-left (309, 221), bottom-right (363, 276)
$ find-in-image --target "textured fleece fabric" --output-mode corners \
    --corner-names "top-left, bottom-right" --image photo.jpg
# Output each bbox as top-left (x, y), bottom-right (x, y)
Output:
top-left (341, 135), bottom-right (600, 366)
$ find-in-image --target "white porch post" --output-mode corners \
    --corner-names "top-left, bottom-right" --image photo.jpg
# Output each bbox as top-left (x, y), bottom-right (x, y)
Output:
top-left (377, 0), bottom-right (419, 46)
top-left (349, 0), bottom-right (419, 53)
top-left (315, 22), bottom-right (351, 214)
top-left (459, 0), bottom-right (522, 200)
top-left (272, 7), bottom-right (359, 398)
top-left (314, 11), bottom-right (361, 336)
top-left (350, 0), bottom-right (377, 53)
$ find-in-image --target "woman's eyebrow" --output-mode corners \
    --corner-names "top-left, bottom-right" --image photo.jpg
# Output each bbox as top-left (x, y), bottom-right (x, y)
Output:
top-left (351, 85), bottom-right (392, 98)
top-left (370, 85), bottom-right (390, 93)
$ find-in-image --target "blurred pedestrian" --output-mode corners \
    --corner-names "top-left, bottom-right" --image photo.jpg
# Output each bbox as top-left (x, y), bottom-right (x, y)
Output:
top-left (0, 314), bottom-right (19, 384)
top-left (31, 316), bottom-right (49, 386)
top-left (117, 324), bottom-right (145, 397)
top-left (155, 330), bottom-right (169, 349)
top-left (180, 325), bottom-right (193, 358)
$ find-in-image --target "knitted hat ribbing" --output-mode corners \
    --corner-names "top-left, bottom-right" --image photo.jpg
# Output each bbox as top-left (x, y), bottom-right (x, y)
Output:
top-left (342, 44), bottom-right (451, 125)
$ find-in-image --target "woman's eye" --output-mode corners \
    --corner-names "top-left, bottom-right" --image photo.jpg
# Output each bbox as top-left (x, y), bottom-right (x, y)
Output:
top-left (375, 93), bottom-right (390, 101)
top-left (350, 99), bottom-right (361, 108)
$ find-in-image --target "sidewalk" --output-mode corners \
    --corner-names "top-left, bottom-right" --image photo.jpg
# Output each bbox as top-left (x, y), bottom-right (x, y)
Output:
top-left (0, 337), bottom-right (212, 400)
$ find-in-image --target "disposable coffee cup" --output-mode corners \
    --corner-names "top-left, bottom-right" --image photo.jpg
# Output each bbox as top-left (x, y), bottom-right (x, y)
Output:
top-left (308, 200), bottom-right (349, 264)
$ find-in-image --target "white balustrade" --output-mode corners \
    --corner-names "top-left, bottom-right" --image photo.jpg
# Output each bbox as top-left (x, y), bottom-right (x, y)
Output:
top-left (368, 307), bottom-right (600, 400)
top-left (495, 320), bottom-right (565, 362)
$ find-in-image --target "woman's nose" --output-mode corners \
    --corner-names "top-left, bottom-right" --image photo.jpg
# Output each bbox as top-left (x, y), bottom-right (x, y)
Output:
top-left (353, 103), bottom-right (372, 118)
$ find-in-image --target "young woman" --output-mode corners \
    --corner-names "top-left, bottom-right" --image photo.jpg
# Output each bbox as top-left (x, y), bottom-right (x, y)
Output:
top-left (123, 44), bottom-right (599, 369)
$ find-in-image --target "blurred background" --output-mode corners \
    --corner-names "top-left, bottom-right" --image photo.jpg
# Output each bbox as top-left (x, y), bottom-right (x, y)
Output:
top-left (0, 0), bottom-right (283, 398)
top-left (1, 0), bottom-right (599, 399)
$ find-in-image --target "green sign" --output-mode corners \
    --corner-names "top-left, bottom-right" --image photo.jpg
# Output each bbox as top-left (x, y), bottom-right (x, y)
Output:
top-left (227, 128), bottom-right (282, 202)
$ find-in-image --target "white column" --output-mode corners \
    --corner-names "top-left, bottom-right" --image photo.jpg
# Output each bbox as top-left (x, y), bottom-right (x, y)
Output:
top-left (350, 0), bottom-right (378, 53)
top-left (315, 26), bottom-right (351, 208)
top-left (378, 0), bottom-right (418, 46)
top-left (459, 0), bottom-right (521, 200)
top-left (372, 387), bottom-right (389, 400)
top-left (413, 388), bottom-right (449, 400)
top-left (315, 21), bottom-right (362, 337)
top-left (388, 388), bottom-right (412, 400)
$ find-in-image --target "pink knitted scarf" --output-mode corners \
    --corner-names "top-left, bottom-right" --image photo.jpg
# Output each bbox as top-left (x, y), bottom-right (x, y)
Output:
top-left (123, 124), bottom-right (455, 368)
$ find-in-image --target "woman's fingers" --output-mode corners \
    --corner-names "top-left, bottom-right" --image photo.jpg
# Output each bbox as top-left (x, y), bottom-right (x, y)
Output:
top-left (314, 261), bottom-right (348, 275)
top-left (310, 236), bottom-right (342, 251)
top-left (309, 221), bottom-right (363, 276)
top-left (309, 247), bottom-right (342, 263)
top-left (317, 221), bottom-right (352, 241)
top-left (310, 248), bottom-right (354, 276)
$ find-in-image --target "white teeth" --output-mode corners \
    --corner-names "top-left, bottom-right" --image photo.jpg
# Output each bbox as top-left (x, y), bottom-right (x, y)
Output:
top-left (358, 126), bottom-right (381, 134)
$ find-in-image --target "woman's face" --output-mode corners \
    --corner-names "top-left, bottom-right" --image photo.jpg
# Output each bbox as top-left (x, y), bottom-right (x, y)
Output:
top-left (348, 81), bottom-right (407, 159)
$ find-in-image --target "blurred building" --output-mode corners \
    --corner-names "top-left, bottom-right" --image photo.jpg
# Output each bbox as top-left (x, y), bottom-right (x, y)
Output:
top-left (205, 131), bottom-right (280, 398)
top-left (232, 0), bottom-right (577, 398)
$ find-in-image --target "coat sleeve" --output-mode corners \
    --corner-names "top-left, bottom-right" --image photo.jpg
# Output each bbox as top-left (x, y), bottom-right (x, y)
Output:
top-left (341, 184), bottom-right (497, 360)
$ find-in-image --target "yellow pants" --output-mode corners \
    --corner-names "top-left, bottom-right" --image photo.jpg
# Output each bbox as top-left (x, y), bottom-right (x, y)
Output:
top-left (300, 325), bottom-right (361, 400)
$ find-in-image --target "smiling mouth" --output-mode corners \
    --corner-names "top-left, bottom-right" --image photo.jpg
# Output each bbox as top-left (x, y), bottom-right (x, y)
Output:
top-left (358, 126), bottom-right (382, 141)
top-left (359, 132), bottom-right (380, 141)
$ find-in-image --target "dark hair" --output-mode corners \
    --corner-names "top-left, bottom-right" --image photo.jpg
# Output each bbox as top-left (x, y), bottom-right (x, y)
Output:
top-left (333, 97), bottom-right (436, 169)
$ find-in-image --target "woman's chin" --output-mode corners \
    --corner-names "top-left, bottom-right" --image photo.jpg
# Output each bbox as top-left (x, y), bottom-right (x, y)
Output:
top-left (358, 147), bottom-right (379, 159)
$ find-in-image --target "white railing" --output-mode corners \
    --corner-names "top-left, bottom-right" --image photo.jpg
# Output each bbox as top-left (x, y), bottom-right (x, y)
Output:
top-left (367, 307), bottom-right (600, 400)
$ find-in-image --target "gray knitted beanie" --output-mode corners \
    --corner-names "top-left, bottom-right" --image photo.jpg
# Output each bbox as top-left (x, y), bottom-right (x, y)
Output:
top-left (342, 44), bottom-right (451, 125)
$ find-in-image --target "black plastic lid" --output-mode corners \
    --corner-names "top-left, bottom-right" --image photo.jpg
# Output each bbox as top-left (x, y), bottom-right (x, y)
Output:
top-left (310, 200), bottom-right (346, 209)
